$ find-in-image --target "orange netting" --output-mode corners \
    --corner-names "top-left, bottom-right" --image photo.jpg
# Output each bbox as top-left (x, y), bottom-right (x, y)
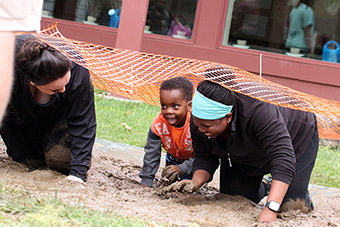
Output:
top-left (32, 24), bottom-right (340, 140)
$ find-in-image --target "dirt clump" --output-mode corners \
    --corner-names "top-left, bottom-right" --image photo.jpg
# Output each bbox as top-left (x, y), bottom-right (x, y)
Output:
top-left (0, 141), bottom-right (339, 226)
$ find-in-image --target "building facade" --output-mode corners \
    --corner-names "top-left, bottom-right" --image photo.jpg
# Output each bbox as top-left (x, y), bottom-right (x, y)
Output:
top-left (41, 0), bottom-right (340, 101)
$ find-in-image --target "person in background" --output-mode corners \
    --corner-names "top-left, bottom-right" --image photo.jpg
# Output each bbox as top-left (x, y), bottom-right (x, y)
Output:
top-left (165, 80), bottom-right (318, 223)
top-left (0, 0), bottom-right (43, 125)
top-left (167, 17), bottom-right (192, 38)
top-left (0, 34), bottom-right (96, 183)
top-left (146, 0), bottom-right (171, 35)
top-left (286, 0), bottom-right (315, 54)
top-left (139, 77), bottom-right (194, 187)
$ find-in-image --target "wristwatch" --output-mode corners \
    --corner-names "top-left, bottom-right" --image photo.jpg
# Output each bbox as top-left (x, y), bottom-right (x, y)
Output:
top-left (265, 200), bottom-right (281, 212)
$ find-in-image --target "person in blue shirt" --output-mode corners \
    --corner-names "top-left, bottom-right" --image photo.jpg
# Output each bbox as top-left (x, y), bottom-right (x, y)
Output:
top-left (286, 0), bottom-right (315, 53)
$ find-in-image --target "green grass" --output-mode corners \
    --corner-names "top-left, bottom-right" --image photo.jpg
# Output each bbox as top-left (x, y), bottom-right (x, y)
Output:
top-left (95, 92), bottom-right (340, 189)
top-left (95, 94), bottom-right (159, 147)
top-left (310, 145), bottom-right (340, 188)
top-left (0, 94), bottom-right (162, 227)
top-left (0, 185), bottom-right (148, 227)
top-left (0, 92), bottom-right (339, 226)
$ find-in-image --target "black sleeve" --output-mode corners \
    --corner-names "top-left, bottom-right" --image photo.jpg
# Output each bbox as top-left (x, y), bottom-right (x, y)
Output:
top-left (66, 64), bottom-right (97, 181)
top-left (190, 117), bottom-right (220, 181)
top-left (251, 101), bottom-right (296, 184)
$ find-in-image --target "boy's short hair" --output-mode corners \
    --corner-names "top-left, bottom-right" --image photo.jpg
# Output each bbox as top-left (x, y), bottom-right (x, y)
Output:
top-left (160, 76), bottom-right (193, 101)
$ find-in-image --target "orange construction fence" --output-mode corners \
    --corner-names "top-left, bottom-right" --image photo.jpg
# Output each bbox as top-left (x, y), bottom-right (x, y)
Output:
top-left (30, 24), bottom-right (340, 140)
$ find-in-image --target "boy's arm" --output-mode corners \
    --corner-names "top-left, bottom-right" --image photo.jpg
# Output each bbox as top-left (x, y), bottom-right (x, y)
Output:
top-left (139, 128), bottom-right (162, 187)
top-left (177, 157), bottom-right (194, 176)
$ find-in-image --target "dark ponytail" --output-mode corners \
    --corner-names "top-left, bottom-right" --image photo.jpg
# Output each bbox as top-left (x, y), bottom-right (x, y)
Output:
top-left (16, 38), bottom-right (71, 85)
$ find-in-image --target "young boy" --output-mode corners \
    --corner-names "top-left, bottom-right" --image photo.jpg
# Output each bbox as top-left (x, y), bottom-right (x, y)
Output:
top-left (139, 77), bottom-right (194, 187)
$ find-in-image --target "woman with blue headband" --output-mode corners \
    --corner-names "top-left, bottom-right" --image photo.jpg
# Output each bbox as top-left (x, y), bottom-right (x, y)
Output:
top-left (166, 80), bottom-right (318, 224)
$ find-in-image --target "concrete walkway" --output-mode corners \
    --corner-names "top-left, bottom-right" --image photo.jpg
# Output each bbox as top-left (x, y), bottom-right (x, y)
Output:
top-left (94, 138), bottom-right (149, 164)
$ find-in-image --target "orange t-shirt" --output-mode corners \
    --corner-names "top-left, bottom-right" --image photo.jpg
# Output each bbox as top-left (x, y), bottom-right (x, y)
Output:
top-left (151, 112), bottom-right (193, 160)
top-left (172, 125), bottom-right (184, 150)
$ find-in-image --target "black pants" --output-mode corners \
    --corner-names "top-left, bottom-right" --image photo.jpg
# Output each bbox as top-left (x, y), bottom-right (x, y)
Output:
top-left (219, 127), bottom-right (319, 206)
top-left (0, 119), bottom-right (71, 175)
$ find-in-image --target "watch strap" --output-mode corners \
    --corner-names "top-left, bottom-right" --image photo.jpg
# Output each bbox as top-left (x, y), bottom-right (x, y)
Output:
top-left (265, 200), bottom-right (281, 212)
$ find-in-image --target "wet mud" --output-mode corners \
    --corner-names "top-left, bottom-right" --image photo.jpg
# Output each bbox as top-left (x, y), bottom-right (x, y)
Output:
top-left (0, 139), bottom-right (339, 226)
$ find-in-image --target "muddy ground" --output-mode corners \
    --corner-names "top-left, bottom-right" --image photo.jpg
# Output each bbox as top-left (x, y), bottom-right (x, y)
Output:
top-left (0, 138), bottom-right (339, 226)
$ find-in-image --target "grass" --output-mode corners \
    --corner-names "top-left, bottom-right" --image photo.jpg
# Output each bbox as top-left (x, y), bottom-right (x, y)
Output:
top-left (95, 94), bottom-right (159, 147)
top-left (95, 92), bottom-right (340, 189)
top-left (0, 92), bottom-right (166, 227)
top-left (0, 91), bottom-right (339, 226)
top-left (0, 185), bottom-right (148, 227)
top-left (310, 145), bottom-right (340, 188)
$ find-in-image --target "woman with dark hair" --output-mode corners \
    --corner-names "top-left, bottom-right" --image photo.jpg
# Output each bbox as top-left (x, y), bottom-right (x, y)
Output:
top-left (0, 34), bottom-right (96, 183)
top-left (166, 80), bottom-right (318, 223)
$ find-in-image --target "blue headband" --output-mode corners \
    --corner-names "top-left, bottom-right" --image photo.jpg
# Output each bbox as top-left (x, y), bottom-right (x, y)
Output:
top-left (192, 90), bottom-right (233, 120)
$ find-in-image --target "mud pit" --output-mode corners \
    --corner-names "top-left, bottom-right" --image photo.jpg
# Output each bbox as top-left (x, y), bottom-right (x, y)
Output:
top-left (0, 139), bottom-right (339, 226)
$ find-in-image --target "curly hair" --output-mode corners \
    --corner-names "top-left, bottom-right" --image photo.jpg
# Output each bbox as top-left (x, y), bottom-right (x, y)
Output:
top-left (160, 76), bottom-right (193, 101)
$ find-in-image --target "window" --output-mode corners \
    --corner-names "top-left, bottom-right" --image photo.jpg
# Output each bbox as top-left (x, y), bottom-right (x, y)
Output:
top-left (145, 0), bottom-right (198, 40)
top-left (42, 0), bottom-right (122, 28)
top-left (223, 0), bottom-right (340, 63)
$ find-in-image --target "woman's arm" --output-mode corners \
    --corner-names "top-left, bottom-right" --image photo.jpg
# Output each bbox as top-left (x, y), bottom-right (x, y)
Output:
top-left (66, 64), bottom-right (96, 181)
top-left (0, 32), bottom-right (14, 124)
top-left (191, 169), bottom-right (211, 191)
top-left (258, 180), bottom-right (289, 223)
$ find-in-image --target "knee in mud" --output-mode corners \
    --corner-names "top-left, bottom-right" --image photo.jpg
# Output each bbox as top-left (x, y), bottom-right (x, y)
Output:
top-left (44, 144), bottom-right (70, 175)
top-left (22, 159), bottom-right (46, 169)
top-left (281, 199), bottom-right (311, 213)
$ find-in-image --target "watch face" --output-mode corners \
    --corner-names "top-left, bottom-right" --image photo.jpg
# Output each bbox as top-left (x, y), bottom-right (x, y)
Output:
top-left (267, 201), bottom-right (281, 212)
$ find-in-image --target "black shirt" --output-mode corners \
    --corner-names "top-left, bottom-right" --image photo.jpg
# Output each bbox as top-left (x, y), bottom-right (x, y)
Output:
top-left (3, 35), bottom-right (97, 180)
top-left (191, 93), bottom-right (317, 184)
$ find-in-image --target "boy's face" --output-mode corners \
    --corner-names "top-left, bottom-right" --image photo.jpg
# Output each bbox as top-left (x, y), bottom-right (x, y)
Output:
top-left (160, 89), bottom-right (192, 127)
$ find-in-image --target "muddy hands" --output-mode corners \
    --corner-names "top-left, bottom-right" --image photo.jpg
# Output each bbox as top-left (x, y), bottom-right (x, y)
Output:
top-left (161, 165), bottom-right (181, 183)
top-left (160, 180), bottom-right (196, 194)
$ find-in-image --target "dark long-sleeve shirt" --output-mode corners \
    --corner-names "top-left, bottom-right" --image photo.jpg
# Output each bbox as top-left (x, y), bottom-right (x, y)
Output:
top-left (139, 128), bottom-right (194, 187)
top-left (191, 93), bottom-right (317, 185)
top-left (3, 35), bottom-right (97, 180)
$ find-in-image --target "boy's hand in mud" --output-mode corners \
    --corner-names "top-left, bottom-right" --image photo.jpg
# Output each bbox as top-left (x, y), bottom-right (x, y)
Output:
top-left (66, 175), bottom-right (84, 183)
top-left (161, 165), bottom-right (181, 183)
top-left (160, 180), bottom-right (198, 194)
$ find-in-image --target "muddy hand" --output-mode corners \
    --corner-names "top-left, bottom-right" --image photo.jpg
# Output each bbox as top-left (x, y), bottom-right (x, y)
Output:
top-left (257, 207), bottom-right (277, 223)
top-left (66, 175), bottom-right (84, 183)
top-left (161, 165), bottom-right (181, 183)
top-left (162, 180), bottom-right (195, 194)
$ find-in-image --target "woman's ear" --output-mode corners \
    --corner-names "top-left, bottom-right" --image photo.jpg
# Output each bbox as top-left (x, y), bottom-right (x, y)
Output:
top-left (187, 101), bottom-right (192, 112)
top-left (29, 81), bottom-right (36, 86)
top-left (226, 112), bottom-right (232, 123)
